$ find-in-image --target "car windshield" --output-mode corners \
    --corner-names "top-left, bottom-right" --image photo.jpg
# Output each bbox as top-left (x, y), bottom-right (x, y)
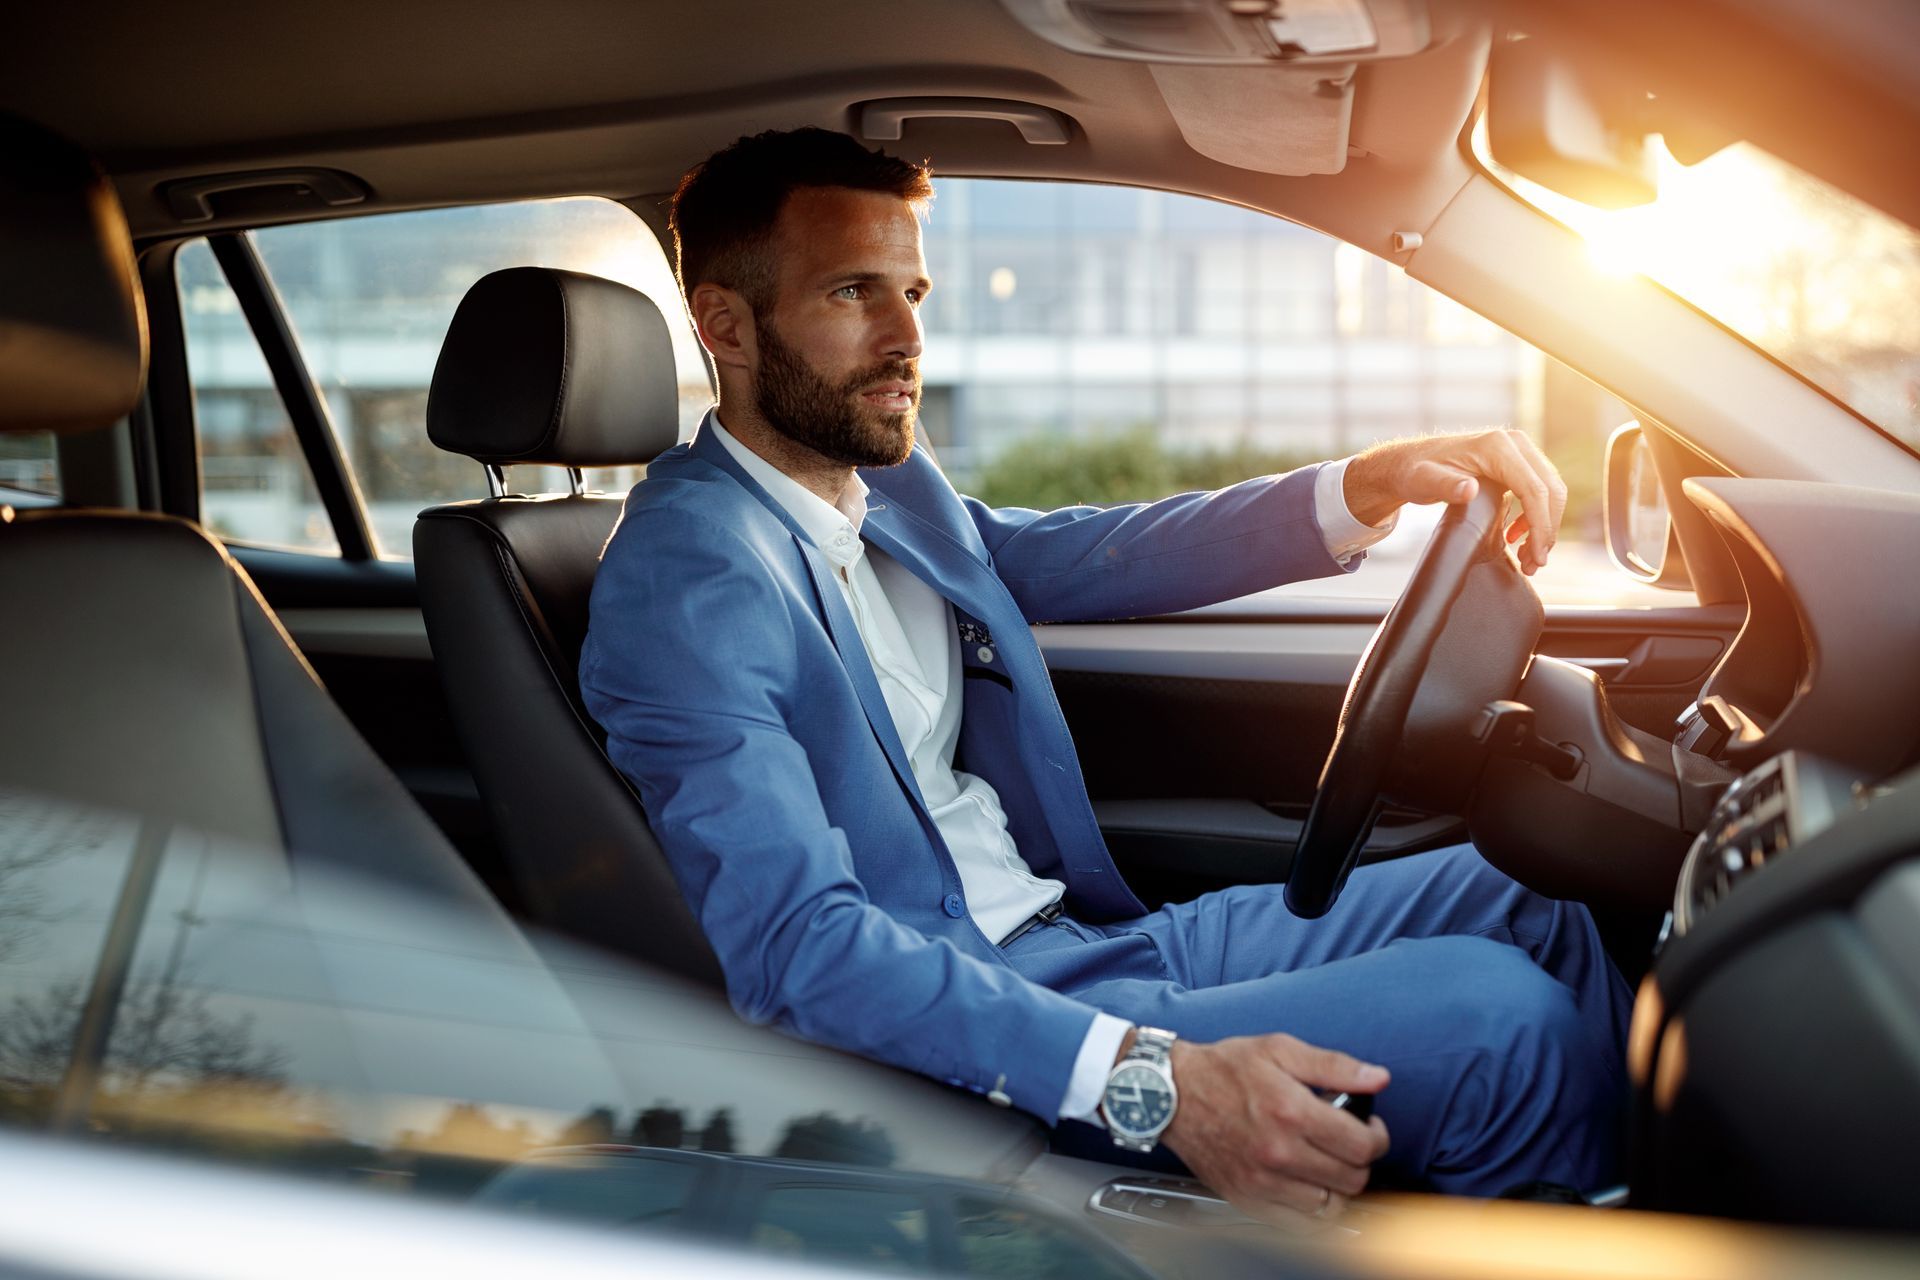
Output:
top-left (1480, 127), bottom-right (1920, 454)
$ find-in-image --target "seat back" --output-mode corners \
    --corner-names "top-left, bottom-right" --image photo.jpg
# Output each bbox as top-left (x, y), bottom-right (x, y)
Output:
top-left (0, 113), bottom-right (500, 919)
top-left (416, 268), bottom-right (721, 987)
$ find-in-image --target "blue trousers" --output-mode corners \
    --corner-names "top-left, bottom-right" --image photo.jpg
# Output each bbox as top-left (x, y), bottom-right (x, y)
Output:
top-left (1007, 843), bottom-right (1633, 1196)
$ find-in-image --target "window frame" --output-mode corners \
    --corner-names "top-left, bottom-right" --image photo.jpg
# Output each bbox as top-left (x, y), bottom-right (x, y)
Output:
top-left (147, 196), bottom-right (695, 562)
top-left (202, 232), bottom-right (376, 560)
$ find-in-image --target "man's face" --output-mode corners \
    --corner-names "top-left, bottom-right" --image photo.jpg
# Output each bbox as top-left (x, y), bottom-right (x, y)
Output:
top-left (750, 186), bottom-right (930, 469)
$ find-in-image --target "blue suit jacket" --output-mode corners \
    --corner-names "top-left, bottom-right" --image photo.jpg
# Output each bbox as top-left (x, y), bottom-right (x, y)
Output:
top-left (580, 420), bottom-right (1349, 1117)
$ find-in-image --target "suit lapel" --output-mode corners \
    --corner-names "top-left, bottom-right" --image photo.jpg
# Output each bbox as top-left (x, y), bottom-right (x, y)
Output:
top-left (858, 500), bottom-right (1008, 629)
top-left (690, 421), bottom-right (927, 810)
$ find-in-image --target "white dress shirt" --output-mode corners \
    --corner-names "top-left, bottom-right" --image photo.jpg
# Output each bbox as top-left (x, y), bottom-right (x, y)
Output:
top-left (707, 413), bottom-right (1394, 1122)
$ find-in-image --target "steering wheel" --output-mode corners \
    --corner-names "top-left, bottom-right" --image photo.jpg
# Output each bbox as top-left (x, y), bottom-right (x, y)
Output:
top-left (1284, 482), bottom-right (1513, 919)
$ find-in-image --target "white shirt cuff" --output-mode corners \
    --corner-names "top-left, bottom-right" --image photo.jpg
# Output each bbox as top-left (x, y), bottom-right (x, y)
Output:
top-left (1059, 1013), bottom-right (1132, 1125)
top-left (1315, 456), bottom-right (1398, 567)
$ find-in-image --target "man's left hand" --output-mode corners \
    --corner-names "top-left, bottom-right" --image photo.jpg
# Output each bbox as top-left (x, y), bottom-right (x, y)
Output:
top-left (1341, 429), bottom-right (1567, 576)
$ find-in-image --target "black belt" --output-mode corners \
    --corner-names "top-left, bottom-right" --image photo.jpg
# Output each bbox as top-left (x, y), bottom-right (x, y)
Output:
top-left (999, 899), bottom-right (1065, 948)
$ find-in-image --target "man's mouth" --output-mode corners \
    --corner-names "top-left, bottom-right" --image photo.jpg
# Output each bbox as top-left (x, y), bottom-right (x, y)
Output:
top-left (859, 382), bottom-right (916, 413)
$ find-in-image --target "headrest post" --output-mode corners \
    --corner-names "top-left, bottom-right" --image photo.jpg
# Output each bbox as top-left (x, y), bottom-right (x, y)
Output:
top-left (566, 467), bottom-right (586, 497)
top-left (483, 463), bottom-right (509, 499)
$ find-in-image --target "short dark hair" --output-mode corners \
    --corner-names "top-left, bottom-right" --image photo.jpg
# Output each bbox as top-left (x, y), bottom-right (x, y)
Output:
top-left (669, 127), bottom-right (933, 313)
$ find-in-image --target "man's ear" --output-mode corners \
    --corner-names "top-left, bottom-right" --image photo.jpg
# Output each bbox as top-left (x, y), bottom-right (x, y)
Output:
top-left (690, 283), bottom-right (755, 373)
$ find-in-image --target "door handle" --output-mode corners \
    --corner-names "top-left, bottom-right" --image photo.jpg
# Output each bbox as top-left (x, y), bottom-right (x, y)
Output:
top-left (1562, 656), bottom-right (1632, 682)
top-left (856, 97), bottom-right (1071, 145)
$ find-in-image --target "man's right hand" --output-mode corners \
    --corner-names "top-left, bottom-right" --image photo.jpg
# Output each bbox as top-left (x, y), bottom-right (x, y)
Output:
top-left (1158, 1033), bottom-right (1391, 1227)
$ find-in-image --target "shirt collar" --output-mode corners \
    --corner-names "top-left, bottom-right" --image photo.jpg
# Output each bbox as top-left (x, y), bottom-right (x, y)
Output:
top-left (706, 410), bottom-right (871, 548)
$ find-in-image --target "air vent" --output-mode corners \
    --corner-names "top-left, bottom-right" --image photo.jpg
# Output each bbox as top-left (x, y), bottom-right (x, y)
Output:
top-left (1673, 753), bottom-right (1860, 934)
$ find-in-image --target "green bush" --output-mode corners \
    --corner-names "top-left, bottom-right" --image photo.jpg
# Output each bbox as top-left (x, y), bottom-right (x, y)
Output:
top-left (967, 428), bottom-right (1320, 510)
top-left (964, 425), bottom-right (1605, 539)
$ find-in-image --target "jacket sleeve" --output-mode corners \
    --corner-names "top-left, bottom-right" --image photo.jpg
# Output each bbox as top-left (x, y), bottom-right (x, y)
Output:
top-left (959, 461), bottom-right (1351, 623)
top-left (579, 501), bottom-right (1099, 1119)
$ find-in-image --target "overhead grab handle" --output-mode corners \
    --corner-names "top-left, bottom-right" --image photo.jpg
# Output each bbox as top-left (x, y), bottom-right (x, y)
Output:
top-left (162, 168), bottom-right (371, 224)
top-left (856, 97), bottom-right (1071, 146)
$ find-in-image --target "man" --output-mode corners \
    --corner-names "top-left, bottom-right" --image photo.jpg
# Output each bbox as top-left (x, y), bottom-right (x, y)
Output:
top-left (581, 128), bottom-right (1631, 1224)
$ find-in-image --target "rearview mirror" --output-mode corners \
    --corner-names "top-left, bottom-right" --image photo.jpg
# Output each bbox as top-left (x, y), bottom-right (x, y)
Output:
top-left (1604, 423), bottom-right (1686, 587)
top-left (1487, 35), bottom-right (1657, 209)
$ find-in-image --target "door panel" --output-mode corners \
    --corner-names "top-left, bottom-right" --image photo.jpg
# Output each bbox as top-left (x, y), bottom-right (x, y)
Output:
top-left (1049, 602), bottom-right (1744, 904)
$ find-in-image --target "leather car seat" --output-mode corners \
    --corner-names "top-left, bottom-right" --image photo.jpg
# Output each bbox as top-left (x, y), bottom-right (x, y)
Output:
top-left (0, 112), bottom-right (499, 916)
top-left (414, 267), bottom-right (723, 987)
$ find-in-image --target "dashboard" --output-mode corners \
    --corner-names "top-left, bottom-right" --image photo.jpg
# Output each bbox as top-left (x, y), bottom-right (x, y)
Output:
top-left (1677, 478), bottom-right (1920, 778)
top-left (1629, 480), bottom-right (1920, 1230)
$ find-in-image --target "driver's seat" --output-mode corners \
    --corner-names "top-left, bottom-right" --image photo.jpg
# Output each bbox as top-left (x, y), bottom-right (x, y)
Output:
top-left (413, 267), bottom-right (722, 986)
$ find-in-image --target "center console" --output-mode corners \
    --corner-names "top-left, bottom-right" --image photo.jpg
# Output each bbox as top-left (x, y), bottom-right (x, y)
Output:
top-left (1632, 752), bottom-right (1920, 1230)
top-left (1669, 751), bottom-right (1860, 935)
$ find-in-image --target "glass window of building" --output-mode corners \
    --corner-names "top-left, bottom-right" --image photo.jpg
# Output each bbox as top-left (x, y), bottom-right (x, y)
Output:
top-left (240, 197), bottom-right (711, 559)
top-left (921, 178), bottom-right (1670, 606)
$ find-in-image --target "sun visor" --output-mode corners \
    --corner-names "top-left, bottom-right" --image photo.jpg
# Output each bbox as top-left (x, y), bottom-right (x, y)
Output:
top-left (1000, 0), bottom-right (1430, 66)
top-left (1151, 63), bottom-right (1354, 175)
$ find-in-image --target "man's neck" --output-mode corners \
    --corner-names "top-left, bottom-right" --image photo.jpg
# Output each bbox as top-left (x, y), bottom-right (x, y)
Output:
top-left (714, 401), bottom-right (855, 508)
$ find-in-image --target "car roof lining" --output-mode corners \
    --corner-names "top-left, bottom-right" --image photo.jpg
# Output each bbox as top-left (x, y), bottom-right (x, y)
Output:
top-left (7, 0), bottom-right (1484, 256)
top-left (12, 1), bottom-right (1914, 247)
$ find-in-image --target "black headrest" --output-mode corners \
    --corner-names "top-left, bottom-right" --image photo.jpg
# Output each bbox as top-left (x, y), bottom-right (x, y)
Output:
top-left (427, 267), bottom-right (682, 468)
top-left (0, 115), bottom-right (147, 436)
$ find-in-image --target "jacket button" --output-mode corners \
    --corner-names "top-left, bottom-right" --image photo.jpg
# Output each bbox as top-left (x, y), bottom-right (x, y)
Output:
top-left (977, 645), bottom-right (995, 664)
top-left (942, 893), bottom-right (965, 918)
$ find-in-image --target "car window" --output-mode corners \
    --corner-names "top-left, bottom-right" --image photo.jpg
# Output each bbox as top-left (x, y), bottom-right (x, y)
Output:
top-left (745, 1184), bottom-right (931, 1270)
top-left (247, 198), bottom-right (711, 559)
top-left (954, 1196), bottom-right (1147, 1280)
top-left (475, 1152), bottom-right (700, 1227)
top-left (178, 239), bottom-right (340, 556)
top-left (0, 431), bottom-right (60, 505)
top-left (0, 788), bottom-right (1049, 1221)
top-left (0, 791), bottom-right (636, 1193)
top-left (924, 178), bottom-right (1678, 608)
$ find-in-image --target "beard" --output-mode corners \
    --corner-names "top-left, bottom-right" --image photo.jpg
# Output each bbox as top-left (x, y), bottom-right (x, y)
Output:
top-left (752, 316), bottom-right (918, 469)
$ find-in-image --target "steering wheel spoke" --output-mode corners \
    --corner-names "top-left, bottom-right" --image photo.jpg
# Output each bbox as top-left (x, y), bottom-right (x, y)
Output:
top-left (1284, 483), bottom-right (1532, 918)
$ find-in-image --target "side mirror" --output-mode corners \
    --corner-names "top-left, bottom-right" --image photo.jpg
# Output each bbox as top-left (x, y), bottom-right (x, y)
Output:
top-left (1604, 423), bottom-right (1688, 588)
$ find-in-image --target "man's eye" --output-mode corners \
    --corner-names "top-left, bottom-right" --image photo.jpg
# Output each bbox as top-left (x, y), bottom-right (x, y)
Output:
top-left (835, 285), bottom-right (863, 300)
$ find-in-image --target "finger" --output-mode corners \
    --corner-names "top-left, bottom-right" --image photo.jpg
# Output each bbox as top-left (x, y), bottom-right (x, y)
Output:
top-left (1511, 431), bottom-right (1569, 545)
top-left (1486, 431), bottom-right (1554, 570)
top-left (1402, 459), bottom-right (1479, 506)
top-left (1257, 1175), bottom-right (1351, 1223)
top-left (1271, 1037), bottom-right (1391, 1094)
top-left (1300, 1108), bottom-right (1384, 1173)
top-left (1368, 1115), bottom-right (1391, 1160)
top-left (1277, 1133), bottom-right (1374, 1196)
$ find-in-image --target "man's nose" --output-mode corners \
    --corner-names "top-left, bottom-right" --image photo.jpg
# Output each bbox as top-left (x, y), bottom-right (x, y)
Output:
top-left (877, 295), bottom-right (923, 361)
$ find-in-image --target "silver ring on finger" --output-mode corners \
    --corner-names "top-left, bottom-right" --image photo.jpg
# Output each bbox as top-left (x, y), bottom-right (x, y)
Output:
top-left (1313, 1186), bottom-right (1332, 1219)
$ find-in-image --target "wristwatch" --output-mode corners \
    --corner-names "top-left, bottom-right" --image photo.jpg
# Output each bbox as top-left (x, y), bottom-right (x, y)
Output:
top-left (1101, 1025), bottom-right (1179, 1152)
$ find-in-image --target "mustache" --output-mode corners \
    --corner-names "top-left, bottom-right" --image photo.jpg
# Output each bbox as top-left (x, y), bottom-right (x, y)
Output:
top-left (846, 362), bottom-right (920, 395)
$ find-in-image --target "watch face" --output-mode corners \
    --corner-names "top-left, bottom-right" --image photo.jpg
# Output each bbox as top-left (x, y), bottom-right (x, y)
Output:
top-left (1105, 1063), bottom-right (1175, 1136)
